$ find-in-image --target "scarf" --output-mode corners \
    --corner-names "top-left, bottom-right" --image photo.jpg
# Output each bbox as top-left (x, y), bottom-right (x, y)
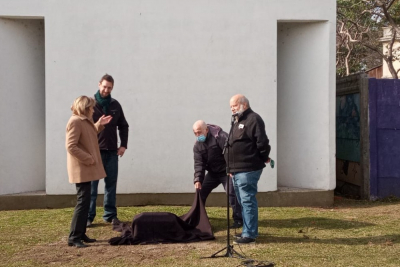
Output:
top-left (95, 90), bottom-right (111, 115)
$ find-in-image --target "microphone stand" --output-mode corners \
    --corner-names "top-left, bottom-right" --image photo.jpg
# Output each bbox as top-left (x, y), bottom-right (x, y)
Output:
top-left (207, 114), bottom-right (244, 259)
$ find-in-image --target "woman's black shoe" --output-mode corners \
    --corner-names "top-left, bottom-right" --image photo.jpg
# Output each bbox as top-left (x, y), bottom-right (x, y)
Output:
top-left (68, 240), bottom-right (88, 248)
top-left (82, 234), bottom-right (96, 243)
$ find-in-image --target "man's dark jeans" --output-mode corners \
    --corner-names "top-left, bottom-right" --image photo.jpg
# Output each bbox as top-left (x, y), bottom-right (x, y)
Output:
top-left (200, 172), bottom-right (243, 222)
top-left (88, 150), bottom-right (119, 222)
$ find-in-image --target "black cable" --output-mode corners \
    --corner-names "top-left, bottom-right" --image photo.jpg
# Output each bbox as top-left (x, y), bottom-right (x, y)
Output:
top-left (219, 233), bottom-right (275, 267)
top-left (237, 259), bottom-right (275, 267)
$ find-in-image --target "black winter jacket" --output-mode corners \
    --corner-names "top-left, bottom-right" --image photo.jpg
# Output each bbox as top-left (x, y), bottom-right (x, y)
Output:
top-left (93, 97), bottom-right (129, 150)
top-left (225, 108), bottom-right (270, 173)
top-left (193, 124), bottom-right (227, 184)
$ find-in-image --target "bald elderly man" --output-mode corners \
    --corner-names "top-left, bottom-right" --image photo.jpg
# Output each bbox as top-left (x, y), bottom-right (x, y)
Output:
top-left (226, 94), bottom-right (271, 245)
top-left (192, 120), bottom-right (243, 228)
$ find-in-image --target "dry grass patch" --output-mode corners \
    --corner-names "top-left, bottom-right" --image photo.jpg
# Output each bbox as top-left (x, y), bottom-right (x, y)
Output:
top-left (1, 198), bottom-right (400, 266)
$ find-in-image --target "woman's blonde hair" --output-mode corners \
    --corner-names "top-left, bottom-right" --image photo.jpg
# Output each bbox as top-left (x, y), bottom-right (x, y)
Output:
top-left (71, 96), bottom-right (96, 116)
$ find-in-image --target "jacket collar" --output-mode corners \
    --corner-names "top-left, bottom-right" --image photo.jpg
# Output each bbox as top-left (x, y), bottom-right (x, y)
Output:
top-left (73, 114), bottom-right (95, 124)
top-left (207, 124), bottom-right (221, 138)
top-left (237, 108), bottom-right (252, 122)
top-left (74, 114), bottom-right (89, 120)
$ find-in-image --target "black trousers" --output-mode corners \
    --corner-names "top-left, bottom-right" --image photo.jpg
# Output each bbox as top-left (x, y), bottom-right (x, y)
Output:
top-left (69, 181), bottom-right (91, 242)
top-left (200, 173), bottom-right (243, 222)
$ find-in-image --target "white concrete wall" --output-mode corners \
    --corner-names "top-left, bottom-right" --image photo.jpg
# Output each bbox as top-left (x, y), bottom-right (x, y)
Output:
top-left (382, 42), bottom-right (400, 78)
top-left (0, 0), bottom-right (336, 195)
top-left (277, 22), bottom-right (336, 190)
top-left (0, 18), bottom-right (45, 195)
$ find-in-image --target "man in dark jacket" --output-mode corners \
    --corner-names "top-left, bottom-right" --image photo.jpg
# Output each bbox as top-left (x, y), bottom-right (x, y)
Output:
top-left (87, 74), bottom-right (129, 226)
top-left (225, 94), bottom-right (271, 244)
top-left (193, 120), bottom-right (243, 228)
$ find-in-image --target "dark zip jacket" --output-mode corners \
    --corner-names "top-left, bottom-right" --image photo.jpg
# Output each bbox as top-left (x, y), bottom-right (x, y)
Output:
top-left (93, 97), bottom-right (129, 150)
top-left (193, 124), bottom-right (227, 184)
top-left (225, 108), bottom-right (270, 173)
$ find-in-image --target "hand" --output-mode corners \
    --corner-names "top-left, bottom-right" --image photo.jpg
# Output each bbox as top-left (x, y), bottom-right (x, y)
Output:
top-left (229, 173), bottom-right (233, 178)
top-left (266, 158), bottom-right (271, 163)
top-left (195, 182), bottom-right (202, 189)
top-left (117, 147), bottom-right (126, 157)
top-left (98, 115), bottom-right (112, 125)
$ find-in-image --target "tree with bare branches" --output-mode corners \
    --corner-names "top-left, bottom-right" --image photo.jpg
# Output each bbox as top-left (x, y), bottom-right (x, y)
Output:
top-left (337, 0), bottom-right (400, 78)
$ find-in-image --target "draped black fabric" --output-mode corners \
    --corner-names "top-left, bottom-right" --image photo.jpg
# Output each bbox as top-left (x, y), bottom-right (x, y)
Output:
top-left (108, 190), bottom-right (214, 245)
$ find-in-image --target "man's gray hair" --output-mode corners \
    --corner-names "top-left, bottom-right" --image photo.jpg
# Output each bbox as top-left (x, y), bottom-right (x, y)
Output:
top-left (238, 95), bottom-right (250, 107)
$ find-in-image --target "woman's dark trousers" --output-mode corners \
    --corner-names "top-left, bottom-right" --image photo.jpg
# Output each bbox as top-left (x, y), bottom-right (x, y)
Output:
top-left (69, 181), bottom-right (91, 243)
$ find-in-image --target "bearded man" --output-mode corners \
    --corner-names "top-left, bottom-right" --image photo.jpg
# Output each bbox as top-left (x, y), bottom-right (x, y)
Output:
top-left (225, 94), bottom-right (271, 244)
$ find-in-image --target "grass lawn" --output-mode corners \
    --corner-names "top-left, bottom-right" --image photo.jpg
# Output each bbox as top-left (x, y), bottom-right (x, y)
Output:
top-left (1, 197), bottom-right (400, 266)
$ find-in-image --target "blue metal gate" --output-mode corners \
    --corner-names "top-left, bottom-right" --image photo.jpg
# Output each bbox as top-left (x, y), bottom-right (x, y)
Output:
top-left (369, 78), bottom-right (400, 198)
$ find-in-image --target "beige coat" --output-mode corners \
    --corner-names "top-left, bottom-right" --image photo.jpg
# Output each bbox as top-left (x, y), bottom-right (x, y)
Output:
top-left (66, 114), bottom-right (106, 184)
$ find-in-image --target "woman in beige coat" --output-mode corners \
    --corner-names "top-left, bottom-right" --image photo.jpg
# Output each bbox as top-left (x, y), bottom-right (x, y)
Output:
top-left (66, 96), bottom-right (112, 248)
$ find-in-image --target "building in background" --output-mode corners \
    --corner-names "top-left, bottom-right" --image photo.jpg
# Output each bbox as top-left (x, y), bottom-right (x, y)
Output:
top-left (0, 0), bottom-right (336, 208)
top-left (380, 26), bottom-right (400, 79)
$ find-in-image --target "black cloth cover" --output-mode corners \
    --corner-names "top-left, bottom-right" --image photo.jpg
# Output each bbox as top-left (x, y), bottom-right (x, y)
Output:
top-left (109, 190), bottom-right (215, 245)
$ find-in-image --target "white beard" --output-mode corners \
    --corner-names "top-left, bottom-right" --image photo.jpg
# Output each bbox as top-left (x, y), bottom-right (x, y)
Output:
top-left (237, 104), bottom-right (245, 115)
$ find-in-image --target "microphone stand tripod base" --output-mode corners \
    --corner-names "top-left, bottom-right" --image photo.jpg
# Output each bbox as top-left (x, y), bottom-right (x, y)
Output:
top-left (208, 243), bottom-right (245, 258)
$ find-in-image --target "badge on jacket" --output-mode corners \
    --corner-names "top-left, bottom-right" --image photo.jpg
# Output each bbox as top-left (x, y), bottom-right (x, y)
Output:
top-left (239, 124), bottom-right (244, 129)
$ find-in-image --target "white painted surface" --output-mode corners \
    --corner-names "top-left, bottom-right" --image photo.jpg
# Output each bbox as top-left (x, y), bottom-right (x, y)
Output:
top-left (0, 0), bottom-right (336, 195)
top-left (277, 22), bottom-right (336, 190)
top-left (0, 18), bottom-right (45, 195)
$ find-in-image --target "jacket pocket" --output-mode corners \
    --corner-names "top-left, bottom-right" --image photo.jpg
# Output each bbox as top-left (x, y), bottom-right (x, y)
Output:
top-left (109, 109), bottom-right (119, 122)
top-left (233, 126), bottom-right (245, 140)
top-left (84, 154), bottom-right (95, 166)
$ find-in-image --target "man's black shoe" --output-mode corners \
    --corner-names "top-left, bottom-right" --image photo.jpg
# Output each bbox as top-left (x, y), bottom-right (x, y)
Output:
top-left (233, 233), bottom-right (242, 239)
top-left (111, 218), bottom-right (121, 225)
top-left (233, 237), bottom-right (256, 244)
top-left (68, 241), bottom-right (88, 248)
top-left (231, 221), bottom-right (243, 229)
top-left (104, 217), bottom-right (121, 224)
top-left (82, 234), bottom-right (96, 243)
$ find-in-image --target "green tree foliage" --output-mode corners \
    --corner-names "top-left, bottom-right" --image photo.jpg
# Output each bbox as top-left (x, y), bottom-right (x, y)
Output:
top-left (337, 0), bottom-right (400, 78)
